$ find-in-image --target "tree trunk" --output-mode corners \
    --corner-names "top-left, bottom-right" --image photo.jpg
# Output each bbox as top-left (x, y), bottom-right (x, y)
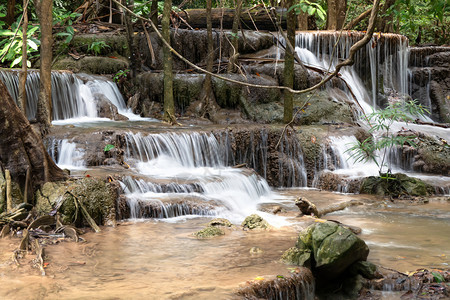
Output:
top-left (283, 0), bottom-right (296, 123)
top-left (297, 12), bottom-right (308, 30)
top-left (0, 80), bottom-right (67, 203)
top-left (6, 0), bottom-right (16, 26)
top-left (227, 0), bottom-right (243, 73)
top-left (150, 0), bottom-right (158, 26)
top-left (201, 0), bottom-right (218, 120)
top-left (18, 0), bottom-right (28, 116)
top-left (36, 0), bottom-right (53, 131)
top-left (376, 0), bottom-right (395, 32)
top-left (176, 7), bottom-right (288, 31)
top-left (162, 0), bottom-right (175, 124)
top-left (125, 0), bottom-right (138, 78)
top-left (327, 0), bottom-right (347, 30)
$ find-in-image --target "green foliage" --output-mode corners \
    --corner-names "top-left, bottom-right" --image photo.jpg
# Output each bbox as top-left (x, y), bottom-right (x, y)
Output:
top-left (0, 5), bottom-right (6, 29)
top-left (289, 0), bottom-right (326, 21)
top-left (113, 69), bottom-right (130, 82)
top-left (0, 20), bottom-right (40, 67)
top-left (87, 41), bottom-right (110, 56)
top-left (432, 271), bottom-right (445, 283)
top-left (104, 144), bottom-right (115, 152)
top-left (346, 100), bottom-right (429, 174)
top-left (54, 10), bottom-right (81, 45)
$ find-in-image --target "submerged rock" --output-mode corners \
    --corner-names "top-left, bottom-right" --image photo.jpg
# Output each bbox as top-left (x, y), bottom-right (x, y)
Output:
top-left (237, 270), bottom-right (315, 300)
top-left (242, 214), bottom-right (270, 230)
top-left (193, 225), bottom-right (225, 238)
top-left (282, 221), bottom-right (369, 280)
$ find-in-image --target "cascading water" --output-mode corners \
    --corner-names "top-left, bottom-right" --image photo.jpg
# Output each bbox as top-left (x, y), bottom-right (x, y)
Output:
top-left (120, 131), bottom-right (289, 225)
top-left (0, 69), bottom-right (139, 122)
top-left (47, 138), bottom-right (86, 170)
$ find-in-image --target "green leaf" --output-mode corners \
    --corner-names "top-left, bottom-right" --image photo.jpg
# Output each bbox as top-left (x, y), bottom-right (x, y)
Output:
top-left (11, 56), bottom-right (22, 68)
top-left (28, 39), bottom-right (38, 50)
top-left (26, 60), bottom-right (31, 68)
top-left (104, 144), bottom-right (115, 152)
top-left (432, 272), bottom-right (444, 283)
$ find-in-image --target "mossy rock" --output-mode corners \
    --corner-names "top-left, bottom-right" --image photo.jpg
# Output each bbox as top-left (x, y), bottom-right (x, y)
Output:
top-left (281, 247), bottom-right (312, 267)
top-left (71, 33), bottom-right (129, 57)
top-left (360, 173), bottom-right (434, 197)
top-left (242, 214), bottom-right (269, 230)
top-left (208, 218), bottom-right (232, 227)
top-left (194, 225), bottom-right (225, 238)
top-left (282, 221), bottom-right (369, 280)
top-left (53, 56), bottom-right (129, 75)
top-left (294, 91), bottom-right (354, 125)
top-left (35, 178), bottom-right (117, 227)
top-left (348, 261), bottom-right (378, 279)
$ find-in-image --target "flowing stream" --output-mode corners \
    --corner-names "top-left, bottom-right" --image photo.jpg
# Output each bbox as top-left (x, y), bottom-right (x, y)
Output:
top-left (0, 31), bottom-right (449, 298)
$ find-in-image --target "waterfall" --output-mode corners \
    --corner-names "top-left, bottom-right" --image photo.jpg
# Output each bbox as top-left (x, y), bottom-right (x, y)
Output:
top-left (120, 131), bottom-right (289, 225)
top-left (0, 69), bottom-right (134, 121)
top-left (47, 138), bottom-right (86, 170)
top-left (293, 31), bottom-right (413, 114)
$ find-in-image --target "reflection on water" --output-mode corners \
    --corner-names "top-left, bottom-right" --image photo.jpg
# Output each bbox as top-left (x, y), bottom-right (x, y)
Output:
top-left (0, 190), bottom-right (448, 299)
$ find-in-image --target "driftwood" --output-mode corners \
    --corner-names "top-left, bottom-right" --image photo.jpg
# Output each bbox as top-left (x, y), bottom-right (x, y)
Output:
top-left (19, 228), bottom-right (29, 250)
top-left (0, 224), bottom-right (10, 238)
top-left (295, 197), bottom-right (363, 218)
top-left (27, 215), bottom-right (55, 230)
top-left (176, 7), bottom-right (287, 31)
top-left (33, 239), bottom-right (46, 276)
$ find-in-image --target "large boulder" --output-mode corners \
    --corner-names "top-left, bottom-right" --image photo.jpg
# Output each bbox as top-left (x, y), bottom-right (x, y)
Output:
top-left (96, 94), bottom-right (129, 121)
top-left (360, 173), bottom-right (434, 197)
top-left (282, 221), bottom-right (369, 280)
top-left (36, 177), bottom-right (119, 227)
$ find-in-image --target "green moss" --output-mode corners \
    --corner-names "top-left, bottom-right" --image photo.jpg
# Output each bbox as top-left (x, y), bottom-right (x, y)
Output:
top-left (281, 247), bottom-right (312, 267)
top-left (208, 218), bottom-right (232, 227)
top-left (360, 173), bottom-right (434, 197)
top-left (242, 214), bottom-right (269, 230)
top-left (53, 56), bottom-right (129, 74)
top-left (194, 225), bottom-right (225, 238)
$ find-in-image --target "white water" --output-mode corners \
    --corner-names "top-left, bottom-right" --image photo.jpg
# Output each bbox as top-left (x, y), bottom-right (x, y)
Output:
top-left (47, 139), bottom-right (86, 170)
top-left (0, 70), bottom-right (148, 123)
top-left (121, 131), bottom-right (290, 226)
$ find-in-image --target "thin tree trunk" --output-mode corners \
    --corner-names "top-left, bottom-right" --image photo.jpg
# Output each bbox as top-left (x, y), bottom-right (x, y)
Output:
top-left (18, 0), bottom-right (28, 116)
top-left (376, 0), bottom-right (395, 32)
top-left (6, 0), bottom-right (16, 26)
top-left (150, 0), bottom-right (158, 26)
top-left (162, 0), bottom-right (176, 124)
top-left (227, 0), bottom-right (242, 73)
top-left (327, 0), bottom-right (347, 30)
top-left (124, 0), bottom-right (138, 78)
top-left (283, 0), bottom-right (295, 123)
top-left (36, 0), bottom-right (53, 130)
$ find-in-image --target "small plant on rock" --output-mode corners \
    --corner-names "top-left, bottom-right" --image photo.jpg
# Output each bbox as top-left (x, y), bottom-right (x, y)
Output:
top-left (346, 100), bottom-right (429, 177)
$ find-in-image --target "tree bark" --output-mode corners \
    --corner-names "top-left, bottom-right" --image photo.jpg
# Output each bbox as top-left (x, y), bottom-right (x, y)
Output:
top-left (327, 0), bottom-right (347, 30)
top-left (201, 0), bottom-right (218, 120)
top-left (376, 0), bottom-right (395, 32)
top-left (150, 0), bottom-right (158, 26)
top-left (6, 0), bottom-right (16, 26)
top-left (295, 197), bottom-right (363, 218)
top-left (124, 0), bottom-right (138, 78)
top-left (227, 0), bottom-right (243, 73)
top-left (36, 0), bottom-right (53, 130)
top-left (176, 7), bottom-right (288, 31)
top-left (162, 0), bottom-right (176, 124)
top-left (18, 0), bottom-right (28, 116)
top-left (0, 80), bottom-right (67, 203)
top-left (283, 0), bottom-right (296, 123)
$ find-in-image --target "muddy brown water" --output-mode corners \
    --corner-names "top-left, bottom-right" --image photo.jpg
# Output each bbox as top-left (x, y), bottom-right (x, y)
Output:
top-left (0, 190), bottom-right (449, 299)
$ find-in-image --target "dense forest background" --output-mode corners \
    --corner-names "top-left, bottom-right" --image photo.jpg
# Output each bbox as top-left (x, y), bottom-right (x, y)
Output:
top-left (0, 0), bottom-right (448, 69)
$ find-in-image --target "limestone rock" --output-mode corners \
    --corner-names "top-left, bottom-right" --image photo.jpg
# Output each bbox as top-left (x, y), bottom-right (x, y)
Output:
top-left (194, 225), bottom-right (225, 238)
top-left (282, 221), bottom-right (369, 280)
top-left (242, 214), bottom-right (269, 230)
top-left (360, 173), bottom-right (434, 197)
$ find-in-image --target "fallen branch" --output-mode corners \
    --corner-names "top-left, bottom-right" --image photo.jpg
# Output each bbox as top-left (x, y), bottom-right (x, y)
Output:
top-left (33, 239), bottom-right (46, 276)
top-left (295, 197), bottom-right (363, 218)
top-left (64, 191), bottom-right (101, 233)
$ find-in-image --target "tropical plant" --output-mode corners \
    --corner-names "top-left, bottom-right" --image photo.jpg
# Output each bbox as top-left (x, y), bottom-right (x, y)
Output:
top-left (346, 100), bottom-right (429, 175)
top-left (54, 11), bottom-right (81, 45)
top-left (289, 0), bottom-right (327, 21)
top-left (0, 20), bottom-right (40, 67)
top-left (87, 41), bottom-right (110, 56)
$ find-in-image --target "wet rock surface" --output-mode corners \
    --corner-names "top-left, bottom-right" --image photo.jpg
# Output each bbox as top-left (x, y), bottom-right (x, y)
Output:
top-left (282, 221), bottom-right (370, 281)
top-left (360, 173), bottom-right (435, 197)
